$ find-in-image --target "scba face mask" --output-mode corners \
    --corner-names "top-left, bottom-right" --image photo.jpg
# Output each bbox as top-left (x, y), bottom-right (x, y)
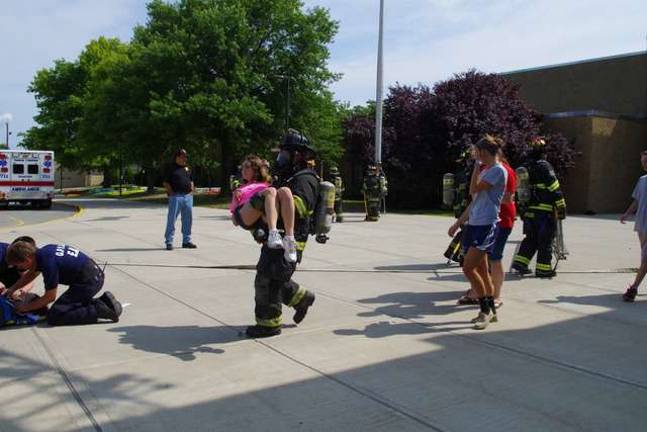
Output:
top-left (276, 151), bottom-right (291, 170)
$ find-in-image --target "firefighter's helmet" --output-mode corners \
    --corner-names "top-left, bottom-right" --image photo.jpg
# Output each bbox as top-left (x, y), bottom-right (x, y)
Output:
top-left (281, 129), bottom-right (317, 157)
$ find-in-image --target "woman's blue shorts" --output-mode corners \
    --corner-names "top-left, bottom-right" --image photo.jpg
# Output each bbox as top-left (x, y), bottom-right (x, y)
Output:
top-left (487, 226), bottom-right (512, 261)
top-left (461, 223), bottom-right (497, 254)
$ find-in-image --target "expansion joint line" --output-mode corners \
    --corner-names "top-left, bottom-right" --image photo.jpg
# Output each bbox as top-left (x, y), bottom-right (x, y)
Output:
top-left (31, 328), bottom-right (104, 432)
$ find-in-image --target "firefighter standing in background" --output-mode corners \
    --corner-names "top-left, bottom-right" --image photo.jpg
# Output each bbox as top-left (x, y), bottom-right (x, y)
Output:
top-left (245, 129), bottom-right (318, 338)
top-left (328, 166), bottom-right (344, 222)
top-left (512, 137), bottom-right (567, 278)
top-left (362, 165), bottom-right (387, 221)
top-left (362, 165), bottom-right (380, 221)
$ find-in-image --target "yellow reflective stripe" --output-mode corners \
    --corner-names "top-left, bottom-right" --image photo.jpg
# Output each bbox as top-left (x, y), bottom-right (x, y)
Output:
top-left (529, 204), bottom-right (553, 212)
top-left (293, 196), bottom-right (308, 217)
top-left (296, 241), bottom-right (306, 252)
top-left (534, 183), bottom-right (547, 189)
top-left (514, 255), bottom-right (531, 265)
top-left (256, 316), bottom-right (282, 327)
top-left (523, 212), bottom-right (535, 218)
top-left (288, 286), bottom-right (306, 307)
top-left (547, 180), bottom-right (560, 192)
top-left (555, 199), bottom-right (566, 208)
top-left (536, 263), bottom-right (552, 271)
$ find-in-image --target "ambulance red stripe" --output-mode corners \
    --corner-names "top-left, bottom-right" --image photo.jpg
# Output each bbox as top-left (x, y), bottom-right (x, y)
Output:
top-left (0, 181), bottom-right (55, 186)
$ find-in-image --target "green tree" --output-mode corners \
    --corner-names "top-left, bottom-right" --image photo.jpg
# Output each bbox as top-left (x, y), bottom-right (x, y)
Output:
top-left (22, 59), bottom-right (87, 172)
top-left (129, 0), bottom-right (341, 185)
top-left (26, 0), bottom-right (343, 189)
top-left (77, 37), bottom-right (134, 186)
top-left (23, 37), bottom-right (133, 186)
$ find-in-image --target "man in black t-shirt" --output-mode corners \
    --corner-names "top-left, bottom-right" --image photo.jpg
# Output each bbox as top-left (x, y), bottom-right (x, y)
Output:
top-left (163, 148), bottom-right (196, 250)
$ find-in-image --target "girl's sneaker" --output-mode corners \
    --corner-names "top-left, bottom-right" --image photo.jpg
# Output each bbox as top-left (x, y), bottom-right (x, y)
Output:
top-left (473, 311), bottom-right (495, 329)
top-left (267, 230), bottom-right (283, 249)
top-left (623, 286), bottom-right (638, 302)
top-left (283, 236), bottom-right (298, 263)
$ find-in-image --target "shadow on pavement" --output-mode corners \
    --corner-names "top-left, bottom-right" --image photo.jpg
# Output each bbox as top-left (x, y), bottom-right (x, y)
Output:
top-left (65, 296), bottom-right (647, 431)
top-left (0, 348), bottom-right (171, 430)
top-left (335, 320), bottom-right (470, 337)
top-left (353, 291), bottom-right (471, 319)
top-left (4, 290), bottom-right (647, 431)
top-left (108, 325), bottom-right (241, 361)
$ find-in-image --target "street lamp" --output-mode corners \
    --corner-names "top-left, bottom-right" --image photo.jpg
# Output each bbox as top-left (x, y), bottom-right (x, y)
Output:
top-left (1, 113), bottom-right (12, 148)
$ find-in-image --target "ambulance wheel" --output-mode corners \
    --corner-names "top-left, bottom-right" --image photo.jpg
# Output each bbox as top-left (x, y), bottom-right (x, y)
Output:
top-left (0, 201), bottom-right (7, 210)
top-left (39, 199), bottom-right (52, 210)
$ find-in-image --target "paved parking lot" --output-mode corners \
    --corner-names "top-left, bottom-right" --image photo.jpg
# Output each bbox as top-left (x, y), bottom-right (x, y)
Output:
top-left (0, 202), bottom-right (77, 231)
top-left (1, 198), bottom-right (646, 432)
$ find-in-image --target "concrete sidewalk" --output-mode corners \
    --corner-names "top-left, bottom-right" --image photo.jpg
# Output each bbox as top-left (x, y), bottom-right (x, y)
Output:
top-left (1, 198), bottom-right (646, 432)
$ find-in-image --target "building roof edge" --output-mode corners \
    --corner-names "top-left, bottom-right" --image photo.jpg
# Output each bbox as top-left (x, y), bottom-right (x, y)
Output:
top-left (501, 51), bottom-right (647, 76)
top-left (544, 110), bottom-right (647, 122)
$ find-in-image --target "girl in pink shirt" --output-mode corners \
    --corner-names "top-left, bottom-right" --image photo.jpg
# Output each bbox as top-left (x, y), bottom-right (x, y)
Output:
top-left (230, 155), bottom-right (297, 262)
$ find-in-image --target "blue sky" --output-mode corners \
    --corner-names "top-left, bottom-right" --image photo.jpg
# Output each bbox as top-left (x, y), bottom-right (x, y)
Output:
top-left (1, 0), bottom-right (646, 147)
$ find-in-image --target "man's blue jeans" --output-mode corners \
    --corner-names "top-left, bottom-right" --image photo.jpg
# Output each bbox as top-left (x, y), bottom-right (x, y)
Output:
top-left (165, 194), bottom-right (193, 245)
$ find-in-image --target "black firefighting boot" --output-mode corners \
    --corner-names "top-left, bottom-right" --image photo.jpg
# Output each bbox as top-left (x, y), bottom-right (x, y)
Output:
top-left (293, 291), bottom-right (315, 324)
top-left (511, 262), bottom-right (531, 275)
top-left (245, 325), bottom-right (281, 338)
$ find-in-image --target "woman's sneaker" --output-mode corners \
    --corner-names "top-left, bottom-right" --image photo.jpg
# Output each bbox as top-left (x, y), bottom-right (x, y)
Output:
top-left (470, 312), bottom-right (498, 324)
top-left (473, 311), bottom-right (494, 330)
top-left (267, 230), bottom-right (283, 249)
top-left (623, 286), bottom-right (638, 302)
top-left (283, 236), bottom-right (298, 263)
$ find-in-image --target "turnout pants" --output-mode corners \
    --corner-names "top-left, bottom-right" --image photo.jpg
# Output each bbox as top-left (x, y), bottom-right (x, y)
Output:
top-left (364, 193), bottom-right (380, 221)
top-left (513, 213), bottom-right (556, 276)
top-left (47, 261), bottom-right (105, 326)
top-left (254, 246), bottom-right (308, 329)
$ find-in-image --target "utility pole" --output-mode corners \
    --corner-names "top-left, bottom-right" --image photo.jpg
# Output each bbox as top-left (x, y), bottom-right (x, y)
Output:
top-left (285, 76), bottom-right (291, 131)
top-left (274, 74), bottom-right (292, 131)
top-left (374, 0), bottom-right (384, 166)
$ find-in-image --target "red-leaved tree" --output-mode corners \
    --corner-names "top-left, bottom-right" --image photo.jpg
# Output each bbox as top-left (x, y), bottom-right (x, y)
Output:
top-left (341, 70), bottom-right (576, 208)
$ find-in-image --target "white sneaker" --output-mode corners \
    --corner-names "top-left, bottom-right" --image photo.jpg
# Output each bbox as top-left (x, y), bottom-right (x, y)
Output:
top-left (283, 236), bottom-right (298, 263)
top-left (471, 312), bottom-right (498, 324)
top-left (473, 311), bottom-right (494, 330)
top-left (267, 230), bottom-right (283, 249)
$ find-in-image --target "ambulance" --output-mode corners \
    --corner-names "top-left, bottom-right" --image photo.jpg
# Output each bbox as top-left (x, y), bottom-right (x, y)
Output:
top-left (0, 150), bottom-right (55, 209)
